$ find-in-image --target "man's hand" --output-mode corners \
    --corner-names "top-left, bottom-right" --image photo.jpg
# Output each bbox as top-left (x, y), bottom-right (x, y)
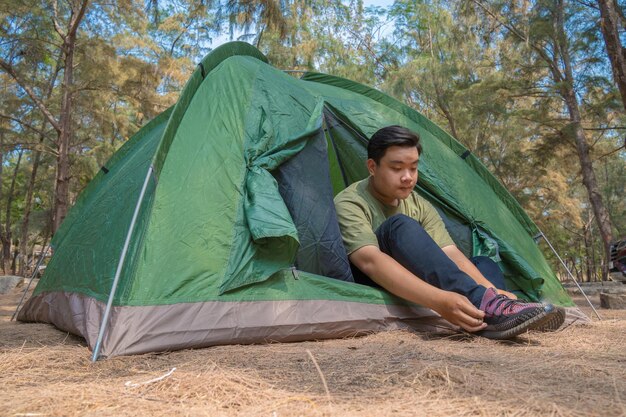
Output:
top-left (431, 291), bottom-right (487, 333)
top-left (496, 289), bottom-right (517, 299)
top-left (350, 246), bottom-right (487, 333)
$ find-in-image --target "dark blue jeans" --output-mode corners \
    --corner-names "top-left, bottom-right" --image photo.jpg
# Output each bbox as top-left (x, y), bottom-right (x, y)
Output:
top-left (350, 214), bottom-right (506, 307)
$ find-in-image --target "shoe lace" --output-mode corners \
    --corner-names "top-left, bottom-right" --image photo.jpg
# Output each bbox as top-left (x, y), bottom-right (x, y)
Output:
top-left (485, 294), bottom-right (522, 315)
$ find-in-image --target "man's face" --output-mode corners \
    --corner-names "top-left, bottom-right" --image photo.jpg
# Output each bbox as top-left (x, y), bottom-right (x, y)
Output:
top-left (367, 145), bottom-right (419, 205)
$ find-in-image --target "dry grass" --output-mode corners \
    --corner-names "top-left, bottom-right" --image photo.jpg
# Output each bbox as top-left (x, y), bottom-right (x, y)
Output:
top-left (1, 285), bottom-right (625, 417)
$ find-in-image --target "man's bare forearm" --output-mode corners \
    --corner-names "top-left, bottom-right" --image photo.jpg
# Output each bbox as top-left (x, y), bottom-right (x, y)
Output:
top-left (350, 245), bottom-right (443, 309)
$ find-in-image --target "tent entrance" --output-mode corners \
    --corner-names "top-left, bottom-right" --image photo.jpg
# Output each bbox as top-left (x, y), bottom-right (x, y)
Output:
top-left (275, 105), bottom-right (490, 283)
top-left (274, 112), bottom-right (354, 282)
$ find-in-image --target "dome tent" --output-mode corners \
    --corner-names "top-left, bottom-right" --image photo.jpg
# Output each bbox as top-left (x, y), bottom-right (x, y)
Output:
top-left (18, 42), bottom-right (584, 359)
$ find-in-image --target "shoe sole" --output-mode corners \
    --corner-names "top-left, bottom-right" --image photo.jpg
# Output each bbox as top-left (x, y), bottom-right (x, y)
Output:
top-left (477, 304), bottom-right (565, 340)
top-left (532, 306), bottom-right (566, 332)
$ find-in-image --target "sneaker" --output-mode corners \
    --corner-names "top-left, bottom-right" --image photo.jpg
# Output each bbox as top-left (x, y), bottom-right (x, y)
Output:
top-left (476, 288), bottom-right (565, 340)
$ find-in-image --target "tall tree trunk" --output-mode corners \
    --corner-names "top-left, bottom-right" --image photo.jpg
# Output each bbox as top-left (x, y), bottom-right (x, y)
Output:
top-left (583, 221), bottom-right (592, 282)
top-left (54, 42), bottom-right (74, 233)
top-left (598, 0), bottom-right (626, 112)
top-left (555, 0), bottom-right (613, 277)
top-left (18, 57), bottom-right (61, 275)
top-left (591, 223), bottom-right (597, 282)
top-left (2, 149), bottom-right (23, 273)
top-left (18, 141), bottom-right (43, 276)
top-left (52, 0), bottom-right (89, 234)
top-left (11, 245), bottom-right (18, 275)
top-left (561, 91), bottom-right (613, 253)
top-left (0, 1), bottom-right (89, 236)
top-left (0, 130), bottom-right (4, 273)
top-left (53, 37), bottom-right (75, 234)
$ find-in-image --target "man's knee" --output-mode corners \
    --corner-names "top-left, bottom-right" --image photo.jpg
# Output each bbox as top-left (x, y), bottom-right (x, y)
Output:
top-left (375, 214), bottom-right (431, 251)
top-left (380, 214), bottom-right (422, 230)
top-left (471, 255), bottom-right (507, 290)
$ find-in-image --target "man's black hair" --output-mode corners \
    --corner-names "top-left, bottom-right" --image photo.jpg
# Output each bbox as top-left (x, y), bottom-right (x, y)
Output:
top-left (367, 125), bottom-right (422, 164)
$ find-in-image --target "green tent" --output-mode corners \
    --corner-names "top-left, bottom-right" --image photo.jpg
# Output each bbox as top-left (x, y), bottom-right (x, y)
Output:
top-left (18, 42), bottom-right (586, 359)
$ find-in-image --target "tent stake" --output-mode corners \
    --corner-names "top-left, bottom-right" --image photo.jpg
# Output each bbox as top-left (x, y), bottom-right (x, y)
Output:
top-left (11, 245), bottom-right (50, 321)
top-left (91, 165), bottom-right (154, 362)
top-left (538, 230), bottom-right (602, 320)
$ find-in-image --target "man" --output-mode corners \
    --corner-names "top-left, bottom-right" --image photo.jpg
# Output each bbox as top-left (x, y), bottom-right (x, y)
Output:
top-left (334, 126), bottom-right (564, 339)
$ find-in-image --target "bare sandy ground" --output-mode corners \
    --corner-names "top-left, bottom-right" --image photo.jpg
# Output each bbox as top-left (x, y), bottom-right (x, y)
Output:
top-left (1, 283), bottom-right (625, 417)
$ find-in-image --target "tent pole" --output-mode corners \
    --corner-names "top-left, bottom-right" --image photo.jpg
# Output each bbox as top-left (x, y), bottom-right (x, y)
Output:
top-left (538, 230), bottom-right (602, 320)
top-left (11, 245), bottom-right (51, 321)
top-left (91, 165), bottom-right (154, 362)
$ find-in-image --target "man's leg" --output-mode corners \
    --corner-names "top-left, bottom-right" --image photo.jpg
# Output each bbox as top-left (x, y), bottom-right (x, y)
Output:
top-left (471, 256), bottom-right (507, 291)
top-left (352, 214), bottom-right (565, 338)
top-left (374, 214), bottom-right (486, 307)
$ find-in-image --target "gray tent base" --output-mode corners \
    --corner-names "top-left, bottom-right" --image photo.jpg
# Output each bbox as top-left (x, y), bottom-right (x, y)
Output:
top-left (20, 290), bottom-right (589, 358)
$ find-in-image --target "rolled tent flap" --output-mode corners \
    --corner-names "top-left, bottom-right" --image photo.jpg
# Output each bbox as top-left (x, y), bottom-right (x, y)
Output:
top-left (220, 99), bottom-right (326, 294)
top-left (472, 226), bottom-right (502, 263)
top-left (244, 166), bottom-right (299, 241)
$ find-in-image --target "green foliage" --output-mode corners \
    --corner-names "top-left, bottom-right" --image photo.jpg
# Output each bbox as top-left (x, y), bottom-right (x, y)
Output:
top-left (379, 0), bottom-right (625, 280)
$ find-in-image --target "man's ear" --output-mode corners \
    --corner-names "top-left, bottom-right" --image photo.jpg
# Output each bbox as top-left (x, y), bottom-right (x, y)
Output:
top-left (366, 159), bottom-right (376, 176)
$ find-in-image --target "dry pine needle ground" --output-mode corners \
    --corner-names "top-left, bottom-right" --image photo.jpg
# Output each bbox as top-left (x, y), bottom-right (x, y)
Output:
top-left (1, 286), bottom-right (625, 417)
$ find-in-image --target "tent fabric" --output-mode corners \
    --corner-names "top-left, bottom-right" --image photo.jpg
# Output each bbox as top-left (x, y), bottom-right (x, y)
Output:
top-left (18, 42), bottom-right (586, 358)
top-left (275, 124), bottom-right (353, 282)
top-left (21, 270), bottom-right (452, 356)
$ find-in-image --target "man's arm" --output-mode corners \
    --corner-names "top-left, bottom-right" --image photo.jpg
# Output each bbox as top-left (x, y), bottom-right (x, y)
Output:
top-left (350, 245), bottom-right (487, 332)
top-left (442, 245), bottom-right (517, 299)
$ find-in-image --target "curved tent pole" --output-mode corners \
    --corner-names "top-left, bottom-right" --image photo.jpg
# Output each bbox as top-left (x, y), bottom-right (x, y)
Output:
top-left (537, 230), bottom-right (602, 320)
top-left (11, 245), bottom-right (51, 321)
top-left (91, 165), bottom-right (154, 362)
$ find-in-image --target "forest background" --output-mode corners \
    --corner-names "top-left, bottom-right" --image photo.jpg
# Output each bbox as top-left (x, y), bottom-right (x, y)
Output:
top-left (0, 0), bottom-right (624, 283)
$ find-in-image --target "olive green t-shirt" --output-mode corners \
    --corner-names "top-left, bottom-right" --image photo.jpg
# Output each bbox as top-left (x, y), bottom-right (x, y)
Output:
top-left (334, 178), bottom-right (454, 255)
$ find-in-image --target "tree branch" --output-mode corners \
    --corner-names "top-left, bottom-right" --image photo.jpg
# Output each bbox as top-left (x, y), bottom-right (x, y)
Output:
top-left (583, 126), bottom-right (626, 130)
top-left (345, 27), bottom-right (389, 72)
top-left (0, 59), bottom-right (61, 134)
top-left (573, 0), bottom-right (599, 9)
top-left (169, 18), bottom-right (193, 57)
top-left (595, 142), bottom-right (626, 160)
top-left (0, 113), bottom-right (51, 137)
top-left (15, 36), bottom-right (64, 50)
top-left (51, 0), bottom-right (66, 40)
top-left (614, 0), bottom-right (626, 30)
top-left (469, 0), bottom-right (565, 82)
top-left (67, 0), bottom-right (90, 40)
top-left (0, 141), bottom-right (59, 156)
